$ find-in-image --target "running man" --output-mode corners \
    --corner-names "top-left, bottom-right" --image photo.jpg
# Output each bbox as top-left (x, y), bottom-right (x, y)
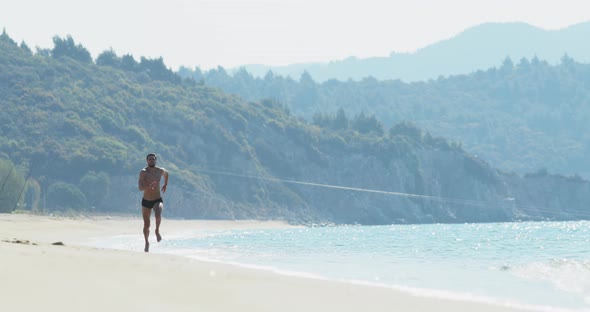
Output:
top-left (138, 153), bottom-right (169, 252)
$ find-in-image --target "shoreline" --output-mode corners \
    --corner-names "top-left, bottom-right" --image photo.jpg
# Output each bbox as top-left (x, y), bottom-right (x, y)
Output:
top-left (1, 213), bottom-right (540, 312)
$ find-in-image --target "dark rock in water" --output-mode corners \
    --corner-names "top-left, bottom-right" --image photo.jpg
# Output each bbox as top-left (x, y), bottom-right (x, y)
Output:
top-left (52, 241), bottom-right (65, 246)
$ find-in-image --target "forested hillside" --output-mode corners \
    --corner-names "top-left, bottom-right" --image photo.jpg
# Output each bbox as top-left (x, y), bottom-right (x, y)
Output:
top-left (1, 32), bottom-right (589, 224)
top-left (186, 56), bottom-right (590, 178)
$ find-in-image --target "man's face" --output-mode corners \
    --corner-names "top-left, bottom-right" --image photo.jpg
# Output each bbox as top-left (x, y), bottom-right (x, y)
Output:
top-left (147, 156), bottom-right (156, 168)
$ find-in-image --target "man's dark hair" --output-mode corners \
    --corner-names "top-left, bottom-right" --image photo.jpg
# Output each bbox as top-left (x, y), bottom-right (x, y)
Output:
top-left (146, 153), bottom-right (157, 160)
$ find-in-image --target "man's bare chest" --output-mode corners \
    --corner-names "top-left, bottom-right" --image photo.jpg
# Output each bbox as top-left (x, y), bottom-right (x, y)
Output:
top-left (145, 169), bottom-right (162, 181)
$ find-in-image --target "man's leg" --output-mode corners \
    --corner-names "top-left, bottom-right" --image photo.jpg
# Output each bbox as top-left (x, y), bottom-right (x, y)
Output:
top-left (155, 202), bottom-right (163, 242)
top-left (142, 207), bottom-right (151, 252)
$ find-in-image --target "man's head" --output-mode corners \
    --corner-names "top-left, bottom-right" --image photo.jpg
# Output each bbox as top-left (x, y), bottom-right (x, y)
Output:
top-left (146, 153), bottom-right (157, 168)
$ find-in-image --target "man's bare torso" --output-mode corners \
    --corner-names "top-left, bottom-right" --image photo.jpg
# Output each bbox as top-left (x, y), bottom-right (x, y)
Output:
top-left (140, 167), bottom-right (166, 200)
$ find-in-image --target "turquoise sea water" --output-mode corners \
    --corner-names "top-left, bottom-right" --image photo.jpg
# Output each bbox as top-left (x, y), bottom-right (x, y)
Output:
top-left (96, 220), bottom-right (590, 311)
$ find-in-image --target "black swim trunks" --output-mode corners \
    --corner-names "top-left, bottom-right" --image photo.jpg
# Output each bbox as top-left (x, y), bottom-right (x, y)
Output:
top-left (142, 198), bottom-right (163, 209)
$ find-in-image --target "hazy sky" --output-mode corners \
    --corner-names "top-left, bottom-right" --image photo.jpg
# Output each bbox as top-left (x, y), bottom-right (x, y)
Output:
top-left (1, 0), bottom-right (589, 70)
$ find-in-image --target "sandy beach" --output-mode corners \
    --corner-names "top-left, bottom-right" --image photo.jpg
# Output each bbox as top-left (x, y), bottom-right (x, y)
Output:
top-left (0, 213), bottom-right (533, 312)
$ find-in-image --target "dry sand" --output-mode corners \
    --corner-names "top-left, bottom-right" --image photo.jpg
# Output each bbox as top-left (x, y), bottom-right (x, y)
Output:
top-left (0, 213), bottom-right (532, 312)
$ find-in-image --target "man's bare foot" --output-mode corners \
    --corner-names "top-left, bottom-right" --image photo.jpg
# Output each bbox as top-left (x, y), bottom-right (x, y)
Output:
top-left (156, 231), bottom-right (162, 242)
top-left (144, 242), bottom-right (149, 252)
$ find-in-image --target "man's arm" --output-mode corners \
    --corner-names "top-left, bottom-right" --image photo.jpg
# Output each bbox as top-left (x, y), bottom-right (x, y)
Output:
top-left (161, 169), bottom-right (169, 193)
top-left (138, 170), bottom-right (147, 191)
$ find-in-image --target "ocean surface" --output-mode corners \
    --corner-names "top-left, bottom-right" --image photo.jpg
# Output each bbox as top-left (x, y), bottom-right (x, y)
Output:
top-left (94, 220), bottom-right (590, 311)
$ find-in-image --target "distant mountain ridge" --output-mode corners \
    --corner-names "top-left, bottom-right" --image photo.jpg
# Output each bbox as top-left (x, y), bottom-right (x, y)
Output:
top-left (235, 21), bottom-right (590, 82)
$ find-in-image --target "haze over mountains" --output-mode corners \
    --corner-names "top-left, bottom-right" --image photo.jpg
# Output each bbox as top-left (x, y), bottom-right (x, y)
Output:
top-left (234, 21), bottom-right (590, 82)
top-left (2, 31), bottom-right (590, 223)
top-left (181, 19), bottom-right (590, 180)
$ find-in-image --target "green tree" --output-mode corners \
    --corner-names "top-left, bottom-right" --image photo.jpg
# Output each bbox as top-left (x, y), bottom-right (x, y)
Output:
top-left (0, 28), bottom-right (17, 46)
top-left (46, 182), bottom-right (87, 211)
top-left (352, 112), bottom-right (384, 135)
top-left (96, 49), bottom-right (121, 67)
top-left (333, 108), bottom-right (349, 130)
top-left (293, 71), bottom-right (318, 110)
top-left (120, 54), bottom-right (138, 71)
top-left (389, 122), bottom-right (422, 141)
top-left (80, 171), bottom-right (110, 210)
top-left (499, 56), bottom-right (514, 75)
top-left (23, 178), bottom-right (41, 211)
top-left (312, 112), bottom-right (331, 128)
top-left (51, 35), bottom-right (92, 63)
top-left (19, 41), bottom-right (32, 55)
top-left (139, 56), bottom-right (180, 83)
top-left (0, 159), bottom-right (26, 213)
